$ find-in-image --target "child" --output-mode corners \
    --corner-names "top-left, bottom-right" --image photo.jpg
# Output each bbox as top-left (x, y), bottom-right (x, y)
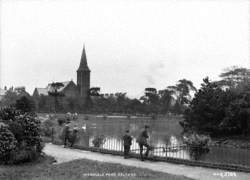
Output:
top-left (123, 130), bottom-right (132, 159)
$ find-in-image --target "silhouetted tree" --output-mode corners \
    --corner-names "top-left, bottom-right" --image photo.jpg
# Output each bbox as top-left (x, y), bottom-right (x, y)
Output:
top-left (48, 82), bottom-right (64, 113)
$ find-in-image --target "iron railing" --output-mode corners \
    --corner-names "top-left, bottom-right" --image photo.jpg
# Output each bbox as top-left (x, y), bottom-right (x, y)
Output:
top-left (48, 127), bottom-right (250, 172)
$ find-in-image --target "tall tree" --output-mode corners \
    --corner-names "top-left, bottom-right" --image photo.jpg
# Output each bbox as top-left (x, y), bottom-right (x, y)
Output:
top-left (158, 89), bottom-right (174, 113)
top-left (183, 77), bottom-right (236, 134)
top-left (48, 82), bottom-right (64, 113)
top-left (168, 79), bottom-right (197, 113)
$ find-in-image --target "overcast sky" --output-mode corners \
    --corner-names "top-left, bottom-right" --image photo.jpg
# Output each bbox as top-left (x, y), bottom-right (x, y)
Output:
top-left (0, 0), bottom-right (249, 98)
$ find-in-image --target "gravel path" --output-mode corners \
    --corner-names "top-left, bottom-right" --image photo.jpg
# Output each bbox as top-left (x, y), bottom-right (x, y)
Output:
top-left (43, 143), bottom-right (250, 180)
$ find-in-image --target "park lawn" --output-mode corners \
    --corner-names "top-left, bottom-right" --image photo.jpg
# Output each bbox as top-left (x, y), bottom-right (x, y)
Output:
top-left (0, 155), bottom-right (193, 180)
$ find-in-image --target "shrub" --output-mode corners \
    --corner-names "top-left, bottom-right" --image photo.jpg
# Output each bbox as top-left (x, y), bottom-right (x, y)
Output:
top-left (0, 107), bottom-right (43, 164)
top-left (183, 132), bottom-right (210, 160)
top-left (0, 124), bottom-right (17, 163)
top-left (9, 147), bottom-right (39, 164)
top-left (183, 132), bottom-right (211, 147)
top-left (15, 113), bottom-right (42, 149)
top-left (92, 135), bottom-right (106, 148)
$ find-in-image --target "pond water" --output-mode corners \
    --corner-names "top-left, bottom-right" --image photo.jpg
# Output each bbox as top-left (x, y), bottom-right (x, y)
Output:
top-left (54, 115), bottom-right (250, 167)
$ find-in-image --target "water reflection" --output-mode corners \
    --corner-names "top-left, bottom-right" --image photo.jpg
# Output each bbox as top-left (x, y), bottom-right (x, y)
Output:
top-left (62, 116), bottom-right (250, 166)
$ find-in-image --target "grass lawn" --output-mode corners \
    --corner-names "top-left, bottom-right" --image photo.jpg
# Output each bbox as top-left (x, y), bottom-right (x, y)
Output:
top-left (0, 155), bottom-right (193, 180)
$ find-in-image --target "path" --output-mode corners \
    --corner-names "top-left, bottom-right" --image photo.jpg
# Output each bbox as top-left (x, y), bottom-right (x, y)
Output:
top-left (43, 143), bottom-right (250, 180)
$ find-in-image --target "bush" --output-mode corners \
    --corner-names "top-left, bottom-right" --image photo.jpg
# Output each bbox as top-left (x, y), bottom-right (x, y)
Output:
top-left (183, 132), bottom-right (210, 160)
top-left (183, 132), bottom-right (211, 147)
top-left (9, 147), bottom-right (39, 164)
top-left (92, 135), bottom-right (106, 148)
top-left (0, 124), bottom-right (17, 163)
top-left (0, 107), bottom-right (43, 164)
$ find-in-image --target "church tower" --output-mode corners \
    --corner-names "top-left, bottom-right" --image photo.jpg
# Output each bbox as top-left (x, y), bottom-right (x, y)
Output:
top-left (77, 45), bottom-right (90, 103)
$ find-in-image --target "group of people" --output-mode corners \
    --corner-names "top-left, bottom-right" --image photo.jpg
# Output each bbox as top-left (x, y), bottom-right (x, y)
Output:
top-left (123, 125), bottom-right (151, 161)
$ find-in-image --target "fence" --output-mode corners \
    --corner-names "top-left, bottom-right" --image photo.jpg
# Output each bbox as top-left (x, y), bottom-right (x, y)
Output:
top-left (48, 127), bottom-right (250, 172)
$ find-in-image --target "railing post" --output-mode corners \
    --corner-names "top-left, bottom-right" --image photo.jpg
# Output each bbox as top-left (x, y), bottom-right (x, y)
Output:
top-left (51, 127), bottom-right (54, 143)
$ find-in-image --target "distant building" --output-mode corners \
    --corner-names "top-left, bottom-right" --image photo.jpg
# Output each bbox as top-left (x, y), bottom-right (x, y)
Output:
top-left (33, 45), bottom-right (91, 104)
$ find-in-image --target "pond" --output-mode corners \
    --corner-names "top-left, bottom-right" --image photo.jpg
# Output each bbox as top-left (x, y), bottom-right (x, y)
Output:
top-left (53, 114), bottom-right (250, 168)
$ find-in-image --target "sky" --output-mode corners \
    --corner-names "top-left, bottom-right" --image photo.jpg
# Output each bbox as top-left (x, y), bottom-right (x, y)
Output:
top-left (0, 0), bottom-right (250, 98)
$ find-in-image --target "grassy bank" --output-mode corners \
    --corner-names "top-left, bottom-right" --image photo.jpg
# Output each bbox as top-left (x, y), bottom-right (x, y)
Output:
top-left (0, 155), bottom-right (192, 180)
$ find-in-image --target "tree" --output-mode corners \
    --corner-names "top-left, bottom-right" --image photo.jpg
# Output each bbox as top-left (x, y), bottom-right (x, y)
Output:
top-left (220, 92), bottom-right (250, 136)
top-left (218, 66), bottom-right (250, 89)
top-left (89, 87), bottom-right (100, 96)
top-left (158, 89), bottom-right (174, 114)
top-left (183, 77), bottom-right (235, 134)
top-left (15, 96), bottom-right (35, 113)
top-left (1, 89), bottom-right (20, 107)
top-left (140, 88), bottom-right (160, 114)
top-left (48, 82), bottom-right (64, 112)
top-left (168, 79), bottom-right (197, 113)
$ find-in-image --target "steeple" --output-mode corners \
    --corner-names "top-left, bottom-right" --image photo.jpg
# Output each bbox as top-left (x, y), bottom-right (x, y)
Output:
top-left (77, 43), bottom-right (91, 102)
top-left (78, 44), bottom-right (90, 71)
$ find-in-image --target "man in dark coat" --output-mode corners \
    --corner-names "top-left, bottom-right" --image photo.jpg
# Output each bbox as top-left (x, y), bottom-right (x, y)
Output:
top-left (123, 130), bottom-right (132, 159)
top-left (63, 124), bottom-right (70, 147)
top-left (137, 125), bottom-right (150, 161)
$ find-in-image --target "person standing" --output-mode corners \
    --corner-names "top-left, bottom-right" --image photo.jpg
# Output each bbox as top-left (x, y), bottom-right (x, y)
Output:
top-left (63, 124), bottom-right (70, 147)
top-left (137, 125), bottom-right (150, 161)
top-left (123, 130), bottom-right (132, 159)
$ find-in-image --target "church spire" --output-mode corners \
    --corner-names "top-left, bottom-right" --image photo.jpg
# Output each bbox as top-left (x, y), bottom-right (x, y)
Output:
top-left (78, 44), bottom-right (90, 71)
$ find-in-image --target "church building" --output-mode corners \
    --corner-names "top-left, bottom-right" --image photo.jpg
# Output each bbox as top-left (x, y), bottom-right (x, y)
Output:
top-left (33, 45), bottom-right (91, 105)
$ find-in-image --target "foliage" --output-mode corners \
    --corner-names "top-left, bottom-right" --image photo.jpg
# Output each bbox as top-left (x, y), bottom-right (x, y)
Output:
top-left (183, 132), bottom-right (211, 147)
top-left (1, 87), bottom-right (30, 108)
top-left (0, 107), bottom-right (43, 164)
top-left (183, 132), bottom-right (210, 160)
top-left (92, 135), bottom-right (106, 148)
top-left (15, 96), bottom-right (35, 113)
top-left (168, 79), bottom-right (197, 113)
top-left (218, 66), bottom-right (250, 88)
top-left (219, 92), bottom-right (250, 136)
top-left (9, 147), bottom-right (40, 164)
top-left (183, 77), bottom-right (236, 134)
top-left (33, 79), bottom-right (196, 115)
top-left (183, 66), bottom-right (250, 137)
top-left (48, 82), bottom-right (65, 112)
top-left (0, 124), bottom-right (17, 162)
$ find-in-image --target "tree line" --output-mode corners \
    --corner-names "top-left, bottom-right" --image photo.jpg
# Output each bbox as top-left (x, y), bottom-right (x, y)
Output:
top-left (0, 79), bottom-right (197, 115)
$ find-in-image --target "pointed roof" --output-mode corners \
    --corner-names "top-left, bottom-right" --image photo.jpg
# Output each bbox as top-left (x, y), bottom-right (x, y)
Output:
top-left (77, 44), bottom-right (90, 72)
